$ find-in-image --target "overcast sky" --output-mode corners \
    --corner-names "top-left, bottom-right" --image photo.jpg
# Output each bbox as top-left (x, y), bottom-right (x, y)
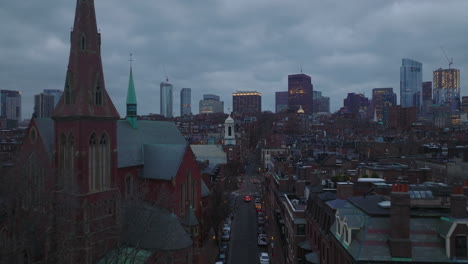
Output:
top-left (1, 0), bottom-right (467, 119)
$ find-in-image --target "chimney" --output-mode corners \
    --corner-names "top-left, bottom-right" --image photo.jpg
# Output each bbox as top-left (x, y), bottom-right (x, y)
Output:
top-left (336, 182), bottom-right (354, 199)
top-left (451, 185), bottom-right (467, 219)
top-left (389, 183), bottom-right (412, 258)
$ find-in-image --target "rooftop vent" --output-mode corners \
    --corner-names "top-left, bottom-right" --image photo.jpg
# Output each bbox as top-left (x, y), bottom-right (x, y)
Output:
top-left (378, 201), bottom-right (391, 209)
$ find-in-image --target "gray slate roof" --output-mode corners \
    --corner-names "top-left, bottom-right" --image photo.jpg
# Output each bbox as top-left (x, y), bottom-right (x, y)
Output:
top-left (332, 200), bottom-right (451, 262)
top-left (35, 118), bottom-right (54, 161)
top-left (117, 120), bottom-right (187, 168)
top-left (190, 144), bottom-right (227, 165)
top-left (201, 180), bottom-right (210, 197)
top-left (123, 204), bottom-right (192, 251)
top-left (184, 206), bottom-right (199, 226)
top-left (143, 144), bottom-right (186, 180)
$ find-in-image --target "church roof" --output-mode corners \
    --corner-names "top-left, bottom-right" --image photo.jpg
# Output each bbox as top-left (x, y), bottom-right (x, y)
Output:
top-left (126, 68), bottom-right (137, 105)
top-left (34, 118), bottom-right (54, 161)
top-left (225, 114), bottom-right (234, 124)
top-left (143, 144), bottom-right (186, 180)
top-left (117, 120), bottom-right (186, 168)
top-left (190, 145), bottom-right (227, 166)
top-left (123, 203), bottom-right (192, 251)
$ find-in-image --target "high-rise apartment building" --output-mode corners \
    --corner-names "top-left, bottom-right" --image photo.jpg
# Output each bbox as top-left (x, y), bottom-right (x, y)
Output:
top-left (275, 91), bottom-right (288, 113)
top-left (160, 81), bottom-right (173, 118)
top-left (313, 91), bottom-right (330, 113)
top-left (372, 88), bottom-right (396, 121)
top-left (34, 89), bottom-right (63, 118)
top-left (199, 94), bottom-right (224, 114)
top-left (422, 82), bottom-right (432, 102)
top-left (400, 59), bottom-right (422, 108)
top-left (180, 88), bottom-right (191, 116)
top-left (0, 90), bottom-right (21, 127)
top-left (232, 91), bottom-right (261, 113)
top-left (288, 74), bottom-right (313, 114)
top-left (433, 68), bottom-right (460, 112)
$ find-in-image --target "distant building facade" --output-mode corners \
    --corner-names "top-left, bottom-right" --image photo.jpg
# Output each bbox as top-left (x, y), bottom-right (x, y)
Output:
top-left (199, 94), bottom-right (223, 114)
top-left (232, 91), bottom-right (261, 113)
top-left (343, 93), bottom-right (370, 118)
top-left (462, 96), bottom-right (468, 114)
top-left (288, 74), bottom-right (313, 114)
top-left (34, 89), bottom-right (63, 118)
top-left (433, 68), bottom-right (460, 112)
top-left (400, 59), bottom-right (422, 108)
top-left (372, 88), bottom-right (396, 121)
top-left (388, 106), bottom-right (417, 130)
top-left (421, 81), bottom-right (433, 117)
top-left (276, 91), bottom-right (288, 113)
top-left (312, 91), bottom-right (330, 113)
top-left (180, 88), bottom-right (191, 116)
top-left (160, 81), bottom-right (173, 118)
top-left (0, 90), bottom-right (21, 128)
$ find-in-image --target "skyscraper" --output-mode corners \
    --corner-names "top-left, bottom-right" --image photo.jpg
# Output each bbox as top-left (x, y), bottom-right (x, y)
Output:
top-left (34, 89), bottom-right (63, 118)
top-left (422, 81), bottom-right (432, 102)
top-left (433, 68), bottom-right (460, 112)
top-left (312, 91), bottom-right (330, 113)
top-left (400, 59), bottom-right (422, 108)
top-left (180, 88), bottom-right (191, 116)
top-left (288, 74), bottom-right (313, 114)
top-left (160, 80), bottom-right (173, 118)
top-left (232, 91), bottom-right (262, 113)
top-left (372, 88), bottom-right (396, 121)
top-left (199, 94), bottom-right (224, 114)
top-left (0, 90), bottom-right (21, 126)
top-left (275, 91), bottom-right (288, 113)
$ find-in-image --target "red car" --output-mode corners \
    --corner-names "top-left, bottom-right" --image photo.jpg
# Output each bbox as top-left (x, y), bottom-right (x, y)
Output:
top-left (244, 195), bottom-right (251, 202)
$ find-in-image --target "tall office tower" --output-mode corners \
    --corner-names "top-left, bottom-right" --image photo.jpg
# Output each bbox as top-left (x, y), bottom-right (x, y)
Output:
top-left (44, 89), bottom-right (63, 107)
top-left (0, 90), bottom-right (21, 127)
top-left (461, 96), bottom-right (468, 114)
top-left (34, 89), bottom-right (64, 118)
top-left (34, 93), bottom-right (55, 118)
top-left (232, 91), bottom-right (262, 113)
top-left (275, 91), bottom-right (288, 113)
top-left (288, 73), bottom-right (313, 114)
top-left (372, 88), bottom-right (397, 121)
top-left (312, 91), bottom-right (330, 113)
top-left (160, 80), bottom-right (173, 118)
top-left (343, 93), bottom-right (371, 119)
top-left (180, 88), bottom-right (191, 116)
top-left (422, 82), bottom-right (432, 102)
top-left (199, 94), bottom-right (224, 114)
top-left (400, 59), bottom-right (422, 108)
top-left (433, 68), bottom-right (460, 112)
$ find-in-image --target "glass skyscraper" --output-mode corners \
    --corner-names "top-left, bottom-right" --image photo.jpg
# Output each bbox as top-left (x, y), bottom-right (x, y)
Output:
top-left (400, 59), bottom-right (422, 108)
top-left (160, 81), bottom-right (173, 118)
top-left (180, 88), bottom-right (191, 116)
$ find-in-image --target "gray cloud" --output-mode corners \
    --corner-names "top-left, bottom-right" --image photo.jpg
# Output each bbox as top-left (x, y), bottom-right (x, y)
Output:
top-left (1, 0), bottom-right (467, 118)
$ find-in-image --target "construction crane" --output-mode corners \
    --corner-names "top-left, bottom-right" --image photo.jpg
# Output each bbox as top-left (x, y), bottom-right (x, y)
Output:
top-left (440, 47), bottom-right (453, 69)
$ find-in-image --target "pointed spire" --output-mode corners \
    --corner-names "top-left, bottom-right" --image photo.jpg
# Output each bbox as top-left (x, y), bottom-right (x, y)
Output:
top-left (126, 55), bottom-right (138, 129)
top-left (53, 0), bottom-right (119, 119)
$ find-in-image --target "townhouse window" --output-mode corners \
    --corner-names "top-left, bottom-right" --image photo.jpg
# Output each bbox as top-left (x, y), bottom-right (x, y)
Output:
top-left (297, 224), bottom-right (305, 235)
top-left (455, 235), bottom-right (467, 258)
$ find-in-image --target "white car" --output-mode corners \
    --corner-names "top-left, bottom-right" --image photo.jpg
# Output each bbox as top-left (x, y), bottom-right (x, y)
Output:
top-left (258, 235), bottom-right (268, 246)
top-left (222, 231), bottom-right (230, 241)
top-left (259, 252), bottom-right (270, 264)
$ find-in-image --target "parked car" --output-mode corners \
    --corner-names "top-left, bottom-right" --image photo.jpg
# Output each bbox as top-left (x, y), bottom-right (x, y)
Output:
top-left (258, 235), bottom-right (268, 246)
top-left (217, 252), bottom-right (227, 263)
top-left (257, 211), bottom-right (264, 217)
top-left (259, 252), bottom-right (270, 264)
top-left (220, 242), bottom-right (229, 253)
top-left (258, 226), bottom-right (266, 235)
top-left (222, 231), bottom-right (230, 241)
top-left (223, 226), bottom-right (231, 235)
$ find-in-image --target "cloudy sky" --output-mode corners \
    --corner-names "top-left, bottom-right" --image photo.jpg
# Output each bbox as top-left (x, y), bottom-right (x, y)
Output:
top-left (1, 0), bottom-right (467, 118)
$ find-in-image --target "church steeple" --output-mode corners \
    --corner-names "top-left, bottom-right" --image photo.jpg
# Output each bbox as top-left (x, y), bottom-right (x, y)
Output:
top-left (126, 62), bottom-right (138, 129)
top-left (53, 0), bottom-right (119, 119)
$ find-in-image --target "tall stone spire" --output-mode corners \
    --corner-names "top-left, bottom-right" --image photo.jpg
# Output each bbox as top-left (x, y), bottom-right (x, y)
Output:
top-left (126, 63), bottom-right (138, 128)
top-left (53, 0), bottom-right (119, 118)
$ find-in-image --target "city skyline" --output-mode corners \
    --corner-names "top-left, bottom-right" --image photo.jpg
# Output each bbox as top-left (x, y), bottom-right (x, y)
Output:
top-left (1, 0), bottom-right (467, 118)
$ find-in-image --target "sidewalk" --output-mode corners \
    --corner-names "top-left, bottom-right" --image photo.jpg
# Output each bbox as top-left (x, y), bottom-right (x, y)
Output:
top-left (263, 184), bottom-right (286, 264)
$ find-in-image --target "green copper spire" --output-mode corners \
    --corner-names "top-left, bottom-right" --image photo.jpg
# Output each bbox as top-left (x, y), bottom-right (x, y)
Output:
top-left (126, 64), bottom-right (138, 129)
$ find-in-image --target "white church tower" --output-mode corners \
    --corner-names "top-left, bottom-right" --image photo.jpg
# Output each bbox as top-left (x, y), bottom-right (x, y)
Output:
top-left (224, 114), bottom-right (236, 145)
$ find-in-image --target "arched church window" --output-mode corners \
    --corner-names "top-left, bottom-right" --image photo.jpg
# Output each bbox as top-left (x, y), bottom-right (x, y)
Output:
top-left (228, 126), bottom-right (232, 137)
top-left (100, 133), bottom-right (110, 189)
top-left (95, 84), bottom-right (102, 105)
top-left (125, 174), bottom-right (133, 197)
top-left (80, 34), bottom-right (86, 51)
top-left (89, 133), bottom-right (97, 191)
top-left (64, 73), bottom-right (72, 105)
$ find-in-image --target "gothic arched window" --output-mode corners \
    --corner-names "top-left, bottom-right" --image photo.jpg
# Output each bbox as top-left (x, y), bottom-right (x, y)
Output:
top-left (125, 174), bottom-right (133, 197)
top-left (100, 133), bottom-right (110, 189)
top-left (228, 126), bottom-right (232, 137)
top-left (80, 34), bottom-right (86, 51)
top-left (95, 84), bottom-right (102, 105)
top-left (64, 73), bottom-right (72, 105)
top-left (89, 133), bottom-right (97, 191)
